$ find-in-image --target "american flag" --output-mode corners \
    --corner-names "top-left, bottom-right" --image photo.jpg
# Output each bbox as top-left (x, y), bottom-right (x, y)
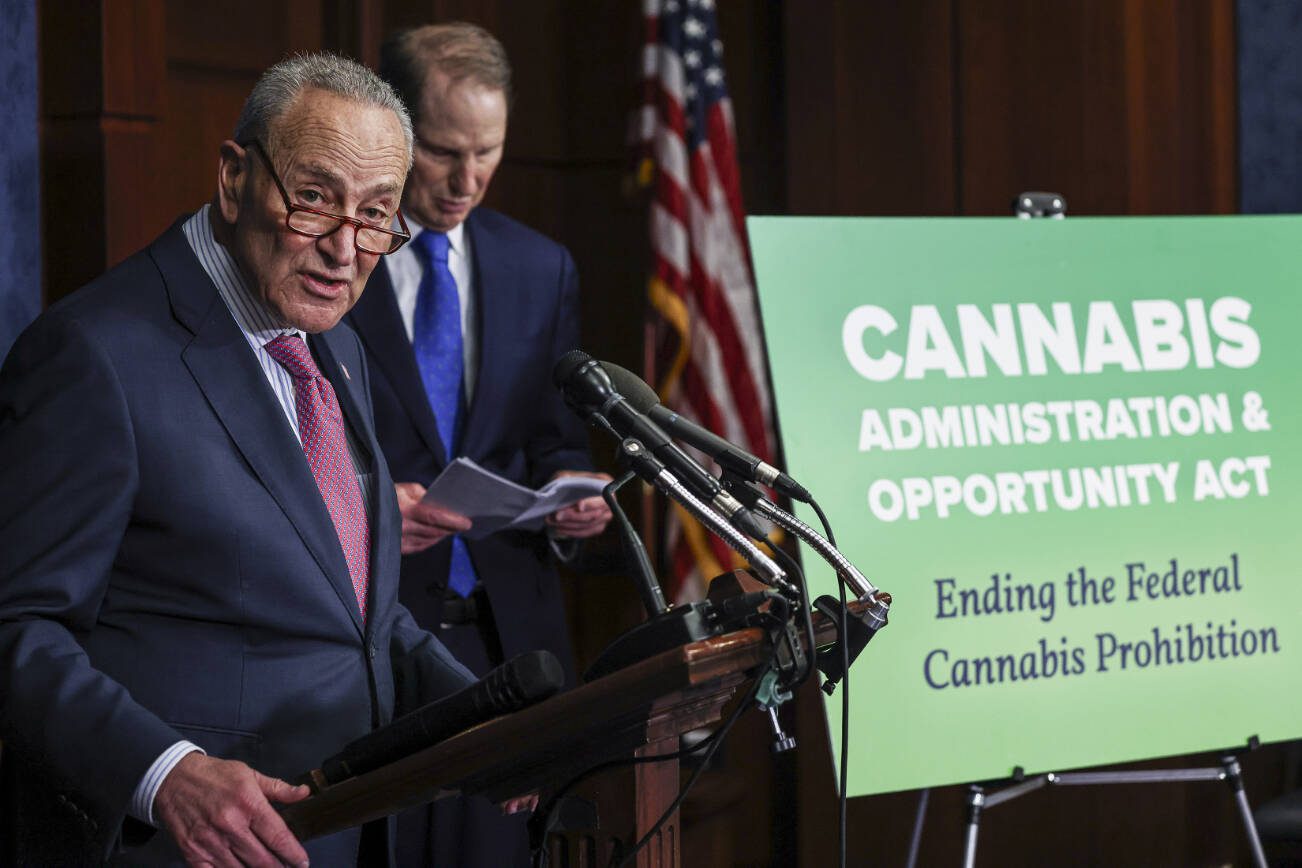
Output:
top-left (636, 0), bottom-right (776, 602)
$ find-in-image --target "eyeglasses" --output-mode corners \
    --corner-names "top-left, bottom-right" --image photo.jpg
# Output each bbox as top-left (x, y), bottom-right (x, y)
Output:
top-left (244, 139), bottom-right (410, 255)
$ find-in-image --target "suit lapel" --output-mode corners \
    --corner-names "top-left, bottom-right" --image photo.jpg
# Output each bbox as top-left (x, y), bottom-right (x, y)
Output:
top-left (460, 212), bottom-right (508, 459)
top-left (152, 221), bottom-right (365, 636)
top-left (349, 261), bottom-right (450, 466)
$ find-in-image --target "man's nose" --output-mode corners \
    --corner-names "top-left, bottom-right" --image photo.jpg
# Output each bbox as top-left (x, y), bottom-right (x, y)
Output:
top-left (450, 159), bottom-right (478, 195)
top-left (319, 222), bottom-right (359, 266)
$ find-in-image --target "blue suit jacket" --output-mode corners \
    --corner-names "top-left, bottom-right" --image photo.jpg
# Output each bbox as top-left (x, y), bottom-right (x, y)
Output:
top-left (346, 208), bottom-right (594, 684)
top-left (0, 219), bottom-right (475, 865)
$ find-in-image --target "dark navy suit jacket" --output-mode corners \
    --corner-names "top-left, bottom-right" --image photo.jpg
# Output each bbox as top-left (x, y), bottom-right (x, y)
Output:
top-left (346, 207), bottom-right (593, 684)
top-left (0, 219), bottom-right (475, 865)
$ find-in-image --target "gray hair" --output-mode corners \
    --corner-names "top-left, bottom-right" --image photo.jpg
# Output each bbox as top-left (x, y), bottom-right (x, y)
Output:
top-left (379, 22), bottom-right (513, 123)
top-left (234, 52), bottom-right (414, 169)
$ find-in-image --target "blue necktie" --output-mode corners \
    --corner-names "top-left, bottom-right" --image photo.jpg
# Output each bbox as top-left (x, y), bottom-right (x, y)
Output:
top-left (412, 231), bottom-right (478, 598)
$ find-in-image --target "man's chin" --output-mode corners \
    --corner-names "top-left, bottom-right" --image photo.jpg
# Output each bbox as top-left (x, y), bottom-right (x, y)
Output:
top-left (436, 208), bottom-right (469, 229)
top-left (421, 201), bottom-right (472, 232)
top-left (279, 297), bottom-right (352, 334)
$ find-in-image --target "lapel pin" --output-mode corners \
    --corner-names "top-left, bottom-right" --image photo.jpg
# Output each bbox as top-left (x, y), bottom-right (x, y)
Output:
top-left (340, 362), bottom-right (351, 381)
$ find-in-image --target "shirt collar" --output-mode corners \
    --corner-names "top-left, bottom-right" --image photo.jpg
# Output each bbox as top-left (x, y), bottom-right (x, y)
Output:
top-left (184, 204), bottom-right (306, 346)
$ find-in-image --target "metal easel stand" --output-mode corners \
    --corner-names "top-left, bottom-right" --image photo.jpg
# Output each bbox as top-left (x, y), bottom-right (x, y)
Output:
top-left (961, 747), bottom-right (1268, 868)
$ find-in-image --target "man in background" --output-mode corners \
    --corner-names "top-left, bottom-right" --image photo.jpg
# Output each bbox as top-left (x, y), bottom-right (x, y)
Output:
top-left (0, 53), bottom-right (476, 865)
top-left (346, 22), bottom-right (613, 866)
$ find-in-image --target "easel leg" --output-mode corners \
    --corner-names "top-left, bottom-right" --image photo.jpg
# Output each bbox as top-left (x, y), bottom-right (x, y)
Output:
top-left (905, 787), bottom-right (929, 868)
top-left (1222, 755), bottom-right (1268, 868)
top-left (962, 786), bottom-right (984, 868)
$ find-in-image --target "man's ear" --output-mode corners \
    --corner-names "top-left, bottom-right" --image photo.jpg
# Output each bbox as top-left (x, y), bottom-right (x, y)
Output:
top-left (217, 140), bottom-right (248, 224)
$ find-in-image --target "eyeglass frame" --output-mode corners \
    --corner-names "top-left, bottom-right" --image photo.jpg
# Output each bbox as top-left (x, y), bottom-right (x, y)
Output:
top-left (241, 139), bottom-right (411, 255)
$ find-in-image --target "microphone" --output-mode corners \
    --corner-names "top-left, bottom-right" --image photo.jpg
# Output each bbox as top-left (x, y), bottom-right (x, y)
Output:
top-left (553, 350), bottom-right (766, 540)
top-left (598, 361), bottom-right (811, 503)
top-left (309, 650), bottom-right (564, 788)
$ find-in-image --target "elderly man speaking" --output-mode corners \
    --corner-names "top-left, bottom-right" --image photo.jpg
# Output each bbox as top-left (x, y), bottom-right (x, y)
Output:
top-left (0, 53), bottom-right (477, 865)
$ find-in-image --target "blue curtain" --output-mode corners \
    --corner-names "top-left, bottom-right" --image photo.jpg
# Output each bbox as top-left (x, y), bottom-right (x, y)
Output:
top-left (1238, 0), bottom-right (1302, 213)
top-left (0, 0), bottom-right (40, 360)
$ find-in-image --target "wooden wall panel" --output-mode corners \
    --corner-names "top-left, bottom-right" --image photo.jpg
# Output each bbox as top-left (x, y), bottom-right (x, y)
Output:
top-left (166, 0), bottom-right (321, 71)
top-left (1120, 0), bottom-right (1236, 214)
top-left (41, 1), bottom-right (168, 301)
top-left (785, 0), bottom-right (1236, 219)
top-left (548, 0), bottom-right (644, 376)
top-left (156, 67), bottom-right (252, 226)
top-left (957, 0), bottom-right (1131, 214)
top-left (101, 117), bottom-right (173, 268)
top-left (716, 1), bottom-right (787, 216)
top-left (959, 0), bottom-right (1236, 216)
top-left (784, 0), bottom-right (958, 216)
top-left (101, 1), bottom-right (166, 116)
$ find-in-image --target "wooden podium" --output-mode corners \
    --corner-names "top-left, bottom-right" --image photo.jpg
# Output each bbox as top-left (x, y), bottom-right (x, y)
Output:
top-left (281, 622), bottom-right (778, 867)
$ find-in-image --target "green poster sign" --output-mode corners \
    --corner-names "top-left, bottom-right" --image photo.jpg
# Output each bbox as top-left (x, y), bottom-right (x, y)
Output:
top-left (749, 215), bottom-right (1302, 797)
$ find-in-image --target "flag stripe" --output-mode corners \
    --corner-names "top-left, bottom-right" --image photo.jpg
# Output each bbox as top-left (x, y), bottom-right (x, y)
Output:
top-left (654, 126), bottom-right (690, 205)
top-left (656, 44), bottom-right (685, 106)
top-left (650, 202), bottom-right (689, 278)
top-left (706, 101), bottom-right (750, 250)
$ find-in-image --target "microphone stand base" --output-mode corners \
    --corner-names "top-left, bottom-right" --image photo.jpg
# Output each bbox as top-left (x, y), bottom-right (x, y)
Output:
top-left (583, 601), bottom-right (721, 682)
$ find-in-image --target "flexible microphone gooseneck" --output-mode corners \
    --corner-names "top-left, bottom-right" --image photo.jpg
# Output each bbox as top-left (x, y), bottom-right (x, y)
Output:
top-left (724, 479), bottom-right (884, 609)
top-left (616, 438), bottom-right (791, 594)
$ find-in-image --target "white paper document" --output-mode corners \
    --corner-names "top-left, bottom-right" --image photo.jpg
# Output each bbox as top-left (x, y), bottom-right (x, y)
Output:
top-left (419, 457), bottom-right (607, 538)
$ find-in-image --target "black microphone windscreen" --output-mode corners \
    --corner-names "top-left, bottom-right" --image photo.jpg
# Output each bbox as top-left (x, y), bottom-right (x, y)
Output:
top-left (552, 349), bottom-right (593, 389)
top-left (317, 650), bottom-right (564, 786)
top-left (598, 361), bottom-right (660, 413)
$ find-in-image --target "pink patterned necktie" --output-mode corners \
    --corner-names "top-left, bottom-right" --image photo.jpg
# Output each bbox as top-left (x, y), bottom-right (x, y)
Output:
top-left (264, 334), bottom-right (370, 619)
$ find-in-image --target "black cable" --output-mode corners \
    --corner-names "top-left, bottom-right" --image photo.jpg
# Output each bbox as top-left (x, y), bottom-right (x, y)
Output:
top-left (836, 564), bottom-right (850, 868)
top-left (810, 495), bottom-right (849, 868)
top-left (528, 697), bottom-right (749, 868)
top-left (532, 632), bottom-right (779, 866)
top-left (810, 497), bottom-right (837, 548)
top-left (612, 676), bottom-right (755, 868)
top-left (540, 715), bottom-right (727, 813)
top-left (610, 629), bottom-right (780, 867)
top-left (762, 535), bottom-right (802, 587)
